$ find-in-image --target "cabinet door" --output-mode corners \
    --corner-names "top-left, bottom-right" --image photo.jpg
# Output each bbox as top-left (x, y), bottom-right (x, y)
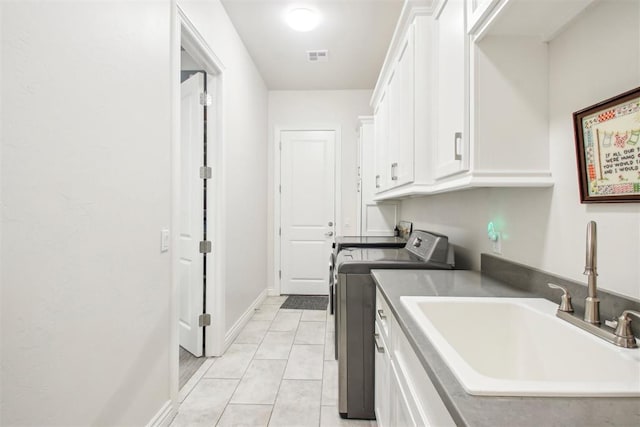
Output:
top-left (434, 0), bottom-right (469, 179)
top-left (374, 93), bottom-right (389, 192)
top-left (390, 362), bottom-right (418, 427)
top-left (386, 69), bottom-right (399, 189)
top-left (374, 323), bottom-right (390, 427)
top-left (361, 119), bottom-right (398, 235)
top-left (394, 23), bottom-right (416, 187)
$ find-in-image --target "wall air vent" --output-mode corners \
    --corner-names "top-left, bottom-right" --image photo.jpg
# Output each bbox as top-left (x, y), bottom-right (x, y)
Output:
top-left (306, 50), bottom-right (329, 62)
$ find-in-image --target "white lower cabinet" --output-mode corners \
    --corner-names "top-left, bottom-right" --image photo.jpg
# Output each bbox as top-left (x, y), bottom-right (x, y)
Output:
top-left (390, 361), bottom-right (418, 426)
top-left (375, 290), bottom-right (456, 426)
top-left (374, 322), bottom-right (391, 427)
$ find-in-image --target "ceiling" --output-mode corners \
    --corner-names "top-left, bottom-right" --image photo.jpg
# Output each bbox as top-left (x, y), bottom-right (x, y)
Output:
top-left (220, 0), bottom-right (405, 90)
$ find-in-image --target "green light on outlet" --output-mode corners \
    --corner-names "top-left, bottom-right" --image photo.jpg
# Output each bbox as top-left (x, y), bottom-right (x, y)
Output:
top-left (487, 221), bottom-right (498, 242)
top-left (487, 221), bottom-right (502, 254)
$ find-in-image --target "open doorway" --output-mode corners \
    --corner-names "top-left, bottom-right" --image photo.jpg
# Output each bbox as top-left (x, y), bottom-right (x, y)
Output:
top-left (178, 47), bottom-right (207, 387)
top-left (174, 7), bottom-right (226, 393)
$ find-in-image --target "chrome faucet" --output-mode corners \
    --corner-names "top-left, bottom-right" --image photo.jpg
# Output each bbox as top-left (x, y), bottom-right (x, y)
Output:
top-left (583, 221), bottom-right (600, 324)
top-left (549, 221), bottom-right (638, 348)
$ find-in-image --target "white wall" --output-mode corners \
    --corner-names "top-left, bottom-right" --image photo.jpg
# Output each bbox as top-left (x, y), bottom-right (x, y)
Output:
top-left (1, 1), bottom-right (172, 425)
top-left (267, 90), bottom-right (373, 292)
top-left (1, 0), bottom-right (269, 423)
top-left (178, 1), bottom-right (269, 333)
top-left (401, 0), bottom-right (640, 299)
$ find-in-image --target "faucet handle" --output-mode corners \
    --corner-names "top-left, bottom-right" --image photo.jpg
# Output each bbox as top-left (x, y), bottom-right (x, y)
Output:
top-left (548, 283), bottom-right (574, 313)
top-left (613, 310), bottom-right (640, 349)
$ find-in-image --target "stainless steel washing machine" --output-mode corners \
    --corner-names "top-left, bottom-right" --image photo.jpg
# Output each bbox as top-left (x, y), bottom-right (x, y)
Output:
top-left (335, 230), bottom-right (455, 419)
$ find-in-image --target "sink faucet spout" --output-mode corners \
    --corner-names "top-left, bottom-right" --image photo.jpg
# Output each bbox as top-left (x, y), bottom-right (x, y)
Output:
top-left (584, 221), bottom-right (600, 324)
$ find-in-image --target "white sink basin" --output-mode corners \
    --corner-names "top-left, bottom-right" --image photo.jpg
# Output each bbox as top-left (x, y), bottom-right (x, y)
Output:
top-left (400, 296), bottom-right (640, 397)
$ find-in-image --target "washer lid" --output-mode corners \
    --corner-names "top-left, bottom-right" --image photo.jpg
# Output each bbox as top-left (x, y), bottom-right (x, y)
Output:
top-left (335, 247), bottom-right (454, 274)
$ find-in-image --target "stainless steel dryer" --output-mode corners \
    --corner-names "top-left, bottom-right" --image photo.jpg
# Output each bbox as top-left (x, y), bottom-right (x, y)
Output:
top-left (330, 236), bottom-right (407, 314)
top-left (335, 230), bottom-right (455, 420)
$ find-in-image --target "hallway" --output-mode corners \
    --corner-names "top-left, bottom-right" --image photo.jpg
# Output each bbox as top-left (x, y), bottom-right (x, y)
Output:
top-left (172, 297), bottom-right (376, 426)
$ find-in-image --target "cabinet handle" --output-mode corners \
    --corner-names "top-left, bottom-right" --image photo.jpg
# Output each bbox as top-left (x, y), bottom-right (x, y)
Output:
top-left (377, 309), bottom-right (387, 320)
top-left (374, 333), bottom-right (385, 353)
top-left (375, 175), bottom-right (380, 189)
top-left (391, 163), bottom-right (398, 181)
top-left (454, 132), bottom-right (463, 161)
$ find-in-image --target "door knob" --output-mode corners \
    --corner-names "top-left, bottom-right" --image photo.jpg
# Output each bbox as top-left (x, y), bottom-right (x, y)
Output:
top-left (325, 231), bottom-right (334, 237)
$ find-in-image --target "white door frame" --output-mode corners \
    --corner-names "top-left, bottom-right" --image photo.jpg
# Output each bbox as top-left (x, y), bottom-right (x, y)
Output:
top-left (170, 2), bottom-right (227, 405)
top-left (272, 125), bottom-right (342, 296)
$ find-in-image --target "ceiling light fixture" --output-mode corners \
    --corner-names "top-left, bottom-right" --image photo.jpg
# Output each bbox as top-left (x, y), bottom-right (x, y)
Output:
top-left (286, 7), bottom-right (320, 32)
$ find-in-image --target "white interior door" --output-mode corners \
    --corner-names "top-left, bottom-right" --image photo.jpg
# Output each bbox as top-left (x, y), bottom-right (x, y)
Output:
top-left (280, 130), bottom-right (335, 295)
top-left (179, 72), bottom-right (205, 356)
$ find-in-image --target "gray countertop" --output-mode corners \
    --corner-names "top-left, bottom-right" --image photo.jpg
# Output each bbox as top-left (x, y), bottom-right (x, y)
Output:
top-left (372, 269), bottom-right (640, 427)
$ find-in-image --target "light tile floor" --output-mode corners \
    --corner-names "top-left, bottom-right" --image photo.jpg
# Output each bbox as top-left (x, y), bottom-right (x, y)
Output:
top-left (172, 296), bottom-right (376, 427)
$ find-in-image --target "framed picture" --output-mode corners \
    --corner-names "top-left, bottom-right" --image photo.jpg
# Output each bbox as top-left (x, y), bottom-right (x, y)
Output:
top-left (573, 87), bottom-right (640, 203)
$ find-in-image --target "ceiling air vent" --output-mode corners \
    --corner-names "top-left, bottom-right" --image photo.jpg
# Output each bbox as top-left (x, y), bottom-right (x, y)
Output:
top-left (307, 50), bottom-right (329, 63)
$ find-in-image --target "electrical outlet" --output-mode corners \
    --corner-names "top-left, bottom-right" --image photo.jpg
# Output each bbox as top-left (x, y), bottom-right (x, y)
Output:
top-left (492, 232), bottom-right (502, 254)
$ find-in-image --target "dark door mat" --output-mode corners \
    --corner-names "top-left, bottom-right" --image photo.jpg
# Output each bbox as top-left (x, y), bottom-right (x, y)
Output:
top-left (281, 295), bottom-right (328, 310)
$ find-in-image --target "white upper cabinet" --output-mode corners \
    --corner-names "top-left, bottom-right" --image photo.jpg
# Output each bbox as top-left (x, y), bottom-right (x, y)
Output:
top-left (361, 117), bottom-right (399, 236)
top-left (374, 21), bottom-right (417, 193)
top-left (386, 69), bottom-right (400, 187)
top-left (368, 0), bottom-right (593, 200)
top-left (371, 3), bottom-right (432, 196)
top-left (374, 92), bottom-right (389, 192)
top-left (394, 24), bottom-right (416, 187)
top-left (433, 0), bottom-right (469, 180)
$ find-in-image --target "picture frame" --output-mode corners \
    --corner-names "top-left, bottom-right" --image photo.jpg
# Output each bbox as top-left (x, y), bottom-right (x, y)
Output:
top-left (573, 87), bottom-right (640, 203)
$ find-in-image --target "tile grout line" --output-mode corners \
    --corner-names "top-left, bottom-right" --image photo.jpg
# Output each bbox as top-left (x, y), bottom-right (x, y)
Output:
top-left (264, 303), bottom-right (287, 427)
top-left (179, 301), bottom-right (335, 427)
top-left (178, 357), bottom-right (216, 403)
top-left (268, 304), bottom-right (304, 426)
top-left (213, 301), bottom-right (279, 426)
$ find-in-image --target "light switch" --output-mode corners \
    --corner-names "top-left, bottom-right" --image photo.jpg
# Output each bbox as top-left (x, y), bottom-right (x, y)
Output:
top-left (161, 229), bottom-right (170, 252)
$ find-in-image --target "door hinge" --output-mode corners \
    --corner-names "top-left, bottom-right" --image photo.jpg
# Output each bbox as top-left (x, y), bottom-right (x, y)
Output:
top-left (200, 92), bottom-right (212, 106)
top-left (199, 313), bottom-right (211, 327)
top-left (200, 166), bottom-right (212, 179)
top-left (199, 240), bottom-right (212, 253)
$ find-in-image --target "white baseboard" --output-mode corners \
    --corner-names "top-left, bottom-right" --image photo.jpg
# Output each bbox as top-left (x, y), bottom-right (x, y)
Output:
top-left (223, 288), bottom-right (267, 350)
top-left (146, 400), bottom-right (176, 427)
